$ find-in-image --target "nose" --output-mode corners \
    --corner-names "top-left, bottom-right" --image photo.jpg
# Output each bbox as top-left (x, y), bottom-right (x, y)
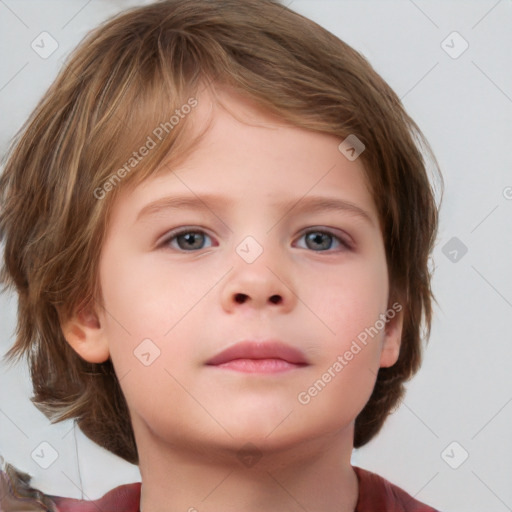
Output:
top-left (220, 246), bottom-right (296, 314)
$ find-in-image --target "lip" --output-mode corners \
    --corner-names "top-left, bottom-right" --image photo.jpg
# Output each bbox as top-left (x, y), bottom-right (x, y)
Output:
top-left (206, 341), bottom-right (309, 368)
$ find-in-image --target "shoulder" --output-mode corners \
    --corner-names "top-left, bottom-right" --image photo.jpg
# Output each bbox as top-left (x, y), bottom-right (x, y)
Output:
top-left (353, 465), bottom-right (442, 512)
top-left (0, 456), bottom-right (141, 512)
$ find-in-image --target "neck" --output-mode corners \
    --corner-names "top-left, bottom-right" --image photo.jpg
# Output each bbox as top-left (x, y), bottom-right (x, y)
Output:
top-left (137, 427), bottom-right (358, 512)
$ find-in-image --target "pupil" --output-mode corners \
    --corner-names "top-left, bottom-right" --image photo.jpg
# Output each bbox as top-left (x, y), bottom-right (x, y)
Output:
top-left (182, 233), bottom-right (202, 248)
top-left (308, 232), bottom-right (330, 250)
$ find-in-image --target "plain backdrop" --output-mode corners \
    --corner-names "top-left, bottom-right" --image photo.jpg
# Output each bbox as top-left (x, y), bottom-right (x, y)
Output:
top-left (1, 1), bottom-right (511, 511)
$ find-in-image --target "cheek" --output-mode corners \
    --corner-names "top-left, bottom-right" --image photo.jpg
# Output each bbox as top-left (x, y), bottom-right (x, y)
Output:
top-left (292, 255), bottom-right (388, 420)
top-left (312, 253), bottom-right (389, 348)
top-left (97, 248), bottom-right (210, 412)
top-left (295, 347), bottom-right (380, 436)
top-left (295, 267), bottom-right (388, 425)
top-left (99, 248), bottom-right (212, 343)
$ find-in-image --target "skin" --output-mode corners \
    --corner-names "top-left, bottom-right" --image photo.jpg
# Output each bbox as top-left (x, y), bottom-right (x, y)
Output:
top-left (61, 87), bottom-right (403, 512)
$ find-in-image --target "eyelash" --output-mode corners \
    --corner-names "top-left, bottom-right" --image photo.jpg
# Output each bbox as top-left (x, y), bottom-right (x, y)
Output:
top-left (159, 227), bottom-right (353, 253)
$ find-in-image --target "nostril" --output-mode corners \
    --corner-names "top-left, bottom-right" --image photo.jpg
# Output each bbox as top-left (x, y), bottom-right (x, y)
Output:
top-left (233, 293), bottom-right (283, 305)
top-left (234, 293), bottom-right (248, 304)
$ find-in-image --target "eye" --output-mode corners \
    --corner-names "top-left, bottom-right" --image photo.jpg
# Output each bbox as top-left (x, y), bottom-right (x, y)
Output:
top-left (161, 228), bottom-right (214, 251)
top-left (295, 229), bottom-right (351, 252)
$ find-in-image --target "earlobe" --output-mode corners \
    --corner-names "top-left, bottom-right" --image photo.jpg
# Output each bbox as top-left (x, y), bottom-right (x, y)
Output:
top-left (59, 302), bottom-right (110, 363)
top-left (379, 304), bottom-right (404, 368)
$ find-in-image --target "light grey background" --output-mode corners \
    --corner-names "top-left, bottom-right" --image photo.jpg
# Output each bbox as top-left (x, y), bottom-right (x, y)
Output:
top-left (1, 1), bottom-right (511, 511)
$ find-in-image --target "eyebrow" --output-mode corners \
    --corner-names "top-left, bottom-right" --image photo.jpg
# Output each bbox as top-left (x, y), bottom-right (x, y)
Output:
top-left (136, 193), bottom-right (375, 226)
top-left (271, 195), bottom-right (374, 227)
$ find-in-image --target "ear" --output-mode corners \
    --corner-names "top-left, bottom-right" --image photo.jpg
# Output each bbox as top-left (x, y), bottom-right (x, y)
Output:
top-left (379, 301), bottom-right (404, 368)
top-left (59, 301), bottom-right (110, 363)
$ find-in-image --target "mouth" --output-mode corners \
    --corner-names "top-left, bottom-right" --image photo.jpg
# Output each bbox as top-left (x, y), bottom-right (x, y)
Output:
top-left (205, 340), bottom-right (309, 374)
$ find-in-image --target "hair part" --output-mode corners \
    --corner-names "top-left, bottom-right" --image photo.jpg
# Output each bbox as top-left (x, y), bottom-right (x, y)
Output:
top-left (0, 0), bottom-right (441, 464)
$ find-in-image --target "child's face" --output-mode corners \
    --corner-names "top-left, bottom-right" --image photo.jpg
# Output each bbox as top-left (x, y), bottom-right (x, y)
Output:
top-left (84, 88), bottom-right (402, 457)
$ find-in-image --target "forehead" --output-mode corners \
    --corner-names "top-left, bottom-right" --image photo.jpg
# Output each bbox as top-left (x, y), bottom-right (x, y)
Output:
top-left (111, 86), bottom-right (380, 228)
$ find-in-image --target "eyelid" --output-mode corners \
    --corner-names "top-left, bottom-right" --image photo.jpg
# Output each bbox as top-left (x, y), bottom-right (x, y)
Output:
top-left (157, 226), bottom-right (216, 248)
top-left (295, 227), bottom-right (354, 250)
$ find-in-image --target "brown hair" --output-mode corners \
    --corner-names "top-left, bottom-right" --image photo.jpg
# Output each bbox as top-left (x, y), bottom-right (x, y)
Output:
top-left (0, 0), bottom-right (441, 464)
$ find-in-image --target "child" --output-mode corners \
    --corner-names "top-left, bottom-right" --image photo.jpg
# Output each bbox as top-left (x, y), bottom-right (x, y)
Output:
top-left (0, 0), bottom-right (442, 510)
